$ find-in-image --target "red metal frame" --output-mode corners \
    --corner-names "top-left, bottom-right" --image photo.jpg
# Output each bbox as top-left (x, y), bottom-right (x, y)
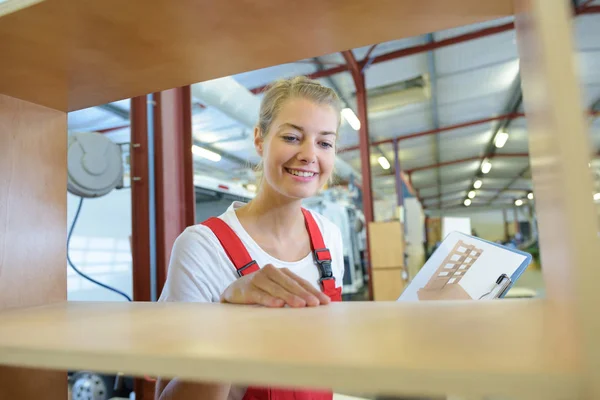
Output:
top-left (339, 112), bottom-right (525, 153)
top-left (577, 4), bottom-right (600, 14)
top-left (153, 86), bottom-right (196, 295)
top-left (405, 153), bottom-right (529, 174)
top-left (342, 50), bottom-right (375, 300)
top-left (130, 96), bottom-right (151, 303)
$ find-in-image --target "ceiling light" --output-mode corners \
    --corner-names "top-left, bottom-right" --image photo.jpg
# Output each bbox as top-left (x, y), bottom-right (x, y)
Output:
top-left (378, 156), bottom-right (391, 170)
top-left (468, 190), bottom-right (476, 199)
top-left (464, 199), bottom-right (472, 206)
top-left (594, 193), bottom-right (600, 201)
top-left (473, 179), bottom-right (483, 189)
top-left (341, 108), bottom-right (361, 130)
top-left (192, 145), bottom-right (221, 162)
top-left (481, 158), bottom-right (492, 174)
top-left (515, 199), bottom-right (523, 206)
top-left (527, 192), bottom-right (534, 200)
top-left (494, 131), bottom-right (509, 148)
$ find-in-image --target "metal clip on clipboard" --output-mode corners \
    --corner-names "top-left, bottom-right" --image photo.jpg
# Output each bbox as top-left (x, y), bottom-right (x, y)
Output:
top-left (479, 273), bottom-right (512, 300)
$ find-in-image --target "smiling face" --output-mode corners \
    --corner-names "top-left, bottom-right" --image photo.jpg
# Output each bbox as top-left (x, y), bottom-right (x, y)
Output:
top-left (255, 97), bottom-right (338, 200)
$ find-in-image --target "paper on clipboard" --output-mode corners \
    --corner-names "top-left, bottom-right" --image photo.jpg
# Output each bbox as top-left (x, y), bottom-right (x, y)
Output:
top-left (398, 231), bottom-right (532, 301)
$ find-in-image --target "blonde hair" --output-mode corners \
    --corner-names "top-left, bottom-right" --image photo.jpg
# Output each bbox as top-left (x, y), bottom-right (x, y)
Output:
top-left (257, 76), bottom-right (343, 138)
top-left (253, 77), bottom-right (342, 187)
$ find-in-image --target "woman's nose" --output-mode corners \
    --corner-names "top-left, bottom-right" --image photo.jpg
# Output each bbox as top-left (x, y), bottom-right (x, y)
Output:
top-left (297, 142), bottom-right (317, 164)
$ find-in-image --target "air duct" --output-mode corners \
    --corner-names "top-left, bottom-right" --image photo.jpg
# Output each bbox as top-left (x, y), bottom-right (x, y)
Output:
top-left (191, 77), bottom-right (363, 185)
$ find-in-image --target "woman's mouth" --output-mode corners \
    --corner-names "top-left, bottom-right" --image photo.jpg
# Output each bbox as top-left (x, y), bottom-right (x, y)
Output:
top-left (285, 168), bottom-right (318, 180)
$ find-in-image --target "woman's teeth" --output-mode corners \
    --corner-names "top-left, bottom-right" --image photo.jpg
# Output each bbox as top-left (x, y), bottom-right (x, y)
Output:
top-left (287, 169), bottom-right (315, 177)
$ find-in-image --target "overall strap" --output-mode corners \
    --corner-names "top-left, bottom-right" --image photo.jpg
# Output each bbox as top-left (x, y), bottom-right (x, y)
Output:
top-left (301, 209), bottom-right (337, 295)
top-left (201, 217), bottom-right (259, 277)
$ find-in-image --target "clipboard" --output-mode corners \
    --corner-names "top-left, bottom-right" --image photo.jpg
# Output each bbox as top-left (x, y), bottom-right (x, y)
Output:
top-left (398, 231), bottom-right (533, 301)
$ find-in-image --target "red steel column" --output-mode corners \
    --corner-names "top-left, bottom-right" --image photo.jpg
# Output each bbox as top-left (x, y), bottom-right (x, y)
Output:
top-left (130, 96), bottom-right (151, 303)
top-left (342, 50), bottom-right (374, 300)
top-left (130, 96), bottom-right (155, 400)
top-left (153, 86), bottom-right (196, 296)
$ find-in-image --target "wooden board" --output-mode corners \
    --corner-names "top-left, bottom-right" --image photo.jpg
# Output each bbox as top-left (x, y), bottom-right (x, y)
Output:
top-left (514, 0), bottom-right (600, 397)
top-left (0, 0), bottom-right (514, 111)
top-left (0, 300), bottom-right (579, 399)
top-left (0, 94), bottom-right (67, 399)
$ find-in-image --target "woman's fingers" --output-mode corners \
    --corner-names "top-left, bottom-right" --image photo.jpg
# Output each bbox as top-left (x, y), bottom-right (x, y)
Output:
top-left (263, 266), bottom-right (319, 307)
top-left (279, 267), bottom-right (331, 305)
top-left (248, 286), bottom-right (286, 308)
top-left (221, 264), bottom-right (333, 307)
top-left (249, 265), bottom-right (305, 307)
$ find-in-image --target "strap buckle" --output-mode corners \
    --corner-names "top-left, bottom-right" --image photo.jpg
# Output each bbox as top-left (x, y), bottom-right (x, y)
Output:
top-left (237, 260), bottom-right (258, 277)
top-left (314, 248), bottom-right (333, 282)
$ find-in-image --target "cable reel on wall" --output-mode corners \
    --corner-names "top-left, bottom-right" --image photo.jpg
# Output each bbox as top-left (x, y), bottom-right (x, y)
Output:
top-left (67, 131), bottom-right (124, 198)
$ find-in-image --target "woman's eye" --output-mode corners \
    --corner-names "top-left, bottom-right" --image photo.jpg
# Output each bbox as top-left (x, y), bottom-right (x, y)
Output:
top-left (320, 142), bottom-right (334, 149)
top-left (282, 135), bottom-right (298, 142)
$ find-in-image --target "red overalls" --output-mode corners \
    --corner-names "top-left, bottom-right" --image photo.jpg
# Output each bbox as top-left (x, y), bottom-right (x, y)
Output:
top-left (202, 208), bottom-right (342, 400)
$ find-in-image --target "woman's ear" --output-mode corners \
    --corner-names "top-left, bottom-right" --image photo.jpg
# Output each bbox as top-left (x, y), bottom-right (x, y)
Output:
top-left (254, 126), bottom-right (264, 156)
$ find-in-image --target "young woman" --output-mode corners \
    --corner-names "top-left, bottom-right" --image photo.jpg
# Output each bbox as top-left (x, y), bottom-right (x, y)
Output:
top-left (156, 76), bottom-right (345, 400)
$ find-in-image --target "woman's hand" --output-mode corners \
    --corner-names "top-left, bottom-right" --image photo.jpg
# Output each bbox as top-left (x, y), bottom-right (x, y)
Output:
top-left (220, 264), bottom-right (331, 308)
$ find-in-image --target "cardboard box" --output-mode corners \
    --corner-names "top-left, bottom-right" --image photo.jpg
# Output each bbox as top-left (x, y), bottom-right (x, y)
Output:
top-left (368, 220), bottom-right (405, 268)
top-left (372, 267), bottom-right (406, 301)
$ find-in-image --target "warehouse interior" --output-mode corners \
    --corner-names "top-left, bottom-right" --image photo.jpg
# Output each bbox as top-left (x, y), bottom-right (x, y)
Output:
top-left (1, 1), bottom-right (599, 400)
top-left (66, 2), bottom-right (599, 303)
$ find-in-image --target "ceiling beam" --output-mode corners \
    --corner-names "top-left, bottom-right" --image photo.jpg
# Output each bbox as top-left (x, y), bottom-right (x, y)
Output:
top-left (405, 153), bottom-right (529, 174)
top-left (339, 112), bottom-right (525, 153)
top-left (248, 21), bottom-right (516, 94)
top-left (97, 103), bottom-right (130, 120)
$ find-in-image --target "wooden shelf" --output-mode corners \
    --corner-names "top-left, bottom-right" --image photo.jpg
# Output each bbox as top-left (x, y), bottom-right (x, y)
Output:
top-left (0, 300), bottom-right (579, 399)
top-left (0, 0), bottom-right (514, 111)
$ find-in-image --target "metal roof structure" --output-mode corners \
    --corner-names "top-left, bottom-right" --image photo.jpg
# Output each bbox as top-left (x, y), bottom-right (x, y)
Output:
top-left (68, 3), bottom-right (600, 212)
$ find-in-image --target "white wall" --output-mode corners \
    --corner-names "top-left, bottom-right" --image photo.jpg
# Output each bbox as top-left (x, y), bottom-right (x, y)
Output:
top-left (432, 207), bottom-right (533, 242)
top-left (67, 188), bottom-right (132, 301)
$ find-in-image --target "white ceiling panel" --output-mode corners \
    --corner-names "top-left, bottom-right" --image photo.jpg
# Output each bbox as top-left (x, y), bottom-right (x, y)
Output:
top-left (368, 102), bottom-right (431, 140)
top-left (437, 59), bottom-right (519, 106)
top-left (68, 107), bottom-right (126, 131)
top-left (440, 161), bottom-right (480, 182)
top-left (574, 14), bottom-right (600, 51)
top-left (434, 17), bottom-right (515, 41)
top-left (434, 31), bottom-right (518, 76)
top-left (410, 169), bottom-right (438, 187)
top-left (436, 92), bottom-right (511, 126)
top-left (576, 51), bottom-right (600, 85)
top-left (365, 55), bottom-right (428, 89)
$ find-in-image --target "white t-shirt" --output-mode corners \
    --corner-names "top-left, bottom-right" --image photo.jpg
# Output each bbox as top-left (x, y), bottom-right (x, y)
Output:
top-left (158, 201), bottom-right (344, 400)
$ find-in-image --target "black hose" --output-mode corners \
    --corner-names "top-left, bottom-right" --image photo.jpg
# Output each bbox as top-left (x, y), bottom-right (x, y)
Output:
top-left (67, 197), bottom-right (133, 302)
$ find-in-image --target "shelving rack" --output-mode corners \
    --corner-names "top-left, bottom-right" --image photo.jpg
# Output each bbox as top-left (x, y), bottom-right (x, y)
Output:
top-left (0, 0), bottom-right (598, 399)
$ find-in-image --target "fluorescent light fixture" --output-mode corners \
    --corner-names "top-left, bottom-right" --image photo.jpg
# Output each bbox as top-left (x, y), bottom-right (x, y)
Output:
top-left (341, 108), bottom-right (361, 130)
top-left (515, 199), bottom-right (523, 206)
top-left (464, 199), bottom-right (472, 206)
top-left (192, 145), bottom-right (221, 162)
top-left (378, 156), bottom-right (391, 170)
top-left (473, 179), bottom-right (483, 189)
top-left (594, 193), bottom-right (600, 201)
top-left (246, 184), bottom-right (257, 193)
top-left (527, 192), bottom-right (534, 200)
top-left (481, 158), bottom-right (492, 174)
top-left (494, 131), bottom-right (509, 148)
top-left (468, 190), bottom-right (476, 199)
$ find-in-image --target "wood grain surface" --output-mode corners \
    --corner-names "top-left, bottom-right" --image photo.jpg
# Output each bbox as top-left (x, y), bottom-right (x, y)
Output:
top-left (0, 94), bottom-right (67, 399)
top-left (0, 0), bottom-right (514, 111)
top-left (0, 300), bottom-right (579, 399)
